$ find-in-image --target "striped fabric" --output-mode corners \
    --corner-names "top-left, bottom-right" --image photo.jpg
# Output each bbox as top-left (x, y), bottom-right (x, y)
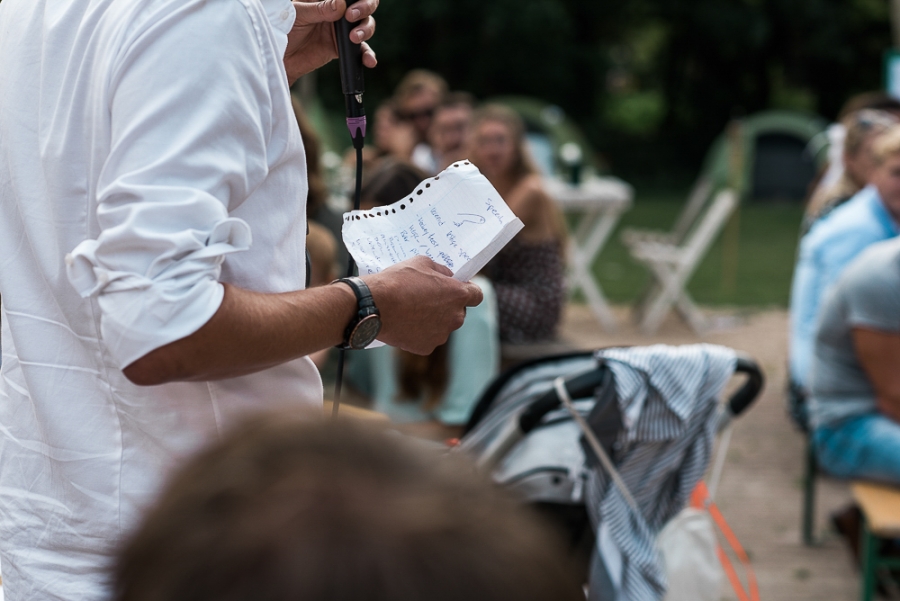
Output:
top-left (586, 344), bottom-right (736, 601)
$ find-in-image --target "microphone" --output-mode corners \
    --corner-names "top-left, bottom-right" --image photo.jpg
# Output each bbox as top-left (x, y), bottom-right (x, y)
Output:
top-left (333, 12), bottom-right (366, 149)
top-left (332, 7), bottom-right (368, 417)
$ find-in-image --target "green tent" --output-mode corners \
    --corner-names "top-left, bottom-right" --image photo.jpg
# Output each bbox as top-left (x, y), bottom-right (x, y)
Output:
top-left (700, 110), bottom-right (829, 203)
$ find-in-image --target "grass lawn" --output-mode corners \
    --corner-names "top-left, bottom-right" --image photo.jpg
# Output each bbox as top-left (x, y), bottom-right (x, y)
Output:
top-left (586, 192), bottom-right (804, 307)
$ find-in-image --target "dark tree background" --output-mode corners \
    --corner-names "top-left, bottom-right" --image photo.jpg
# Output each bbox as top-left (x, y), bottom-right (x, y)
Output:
top-left (315, 0), bottom-right (892, 181)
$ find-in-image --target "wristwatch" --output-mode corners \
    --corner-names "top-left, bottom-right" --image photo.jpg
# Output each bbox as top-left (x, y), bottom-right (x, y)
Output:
top-left (334, 276), bottom-right (382, 350)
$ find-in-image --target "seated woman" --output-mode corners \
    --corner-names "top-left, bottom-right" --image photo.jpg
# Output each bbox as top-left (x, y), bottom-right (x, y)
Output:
top-left (809, 236), bottom-right (900, 484)
top-left (803, 109), bottom-right (897, 234)
top-left (347, 159), bottom-right (500, 440)
top-left (469, 105), bottom-right (566, 344)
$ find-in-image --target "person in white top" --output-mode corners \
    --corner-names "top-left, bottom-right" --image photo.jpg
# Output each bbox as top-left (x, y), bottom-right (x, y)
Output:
top-left (0, 0), bottom-right (482, 599)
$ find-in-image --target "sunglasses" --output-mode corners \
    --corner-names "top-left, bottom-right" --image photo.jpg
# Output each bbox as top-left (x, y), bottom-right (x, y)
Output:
top-left (853, 109), bottom-right (897, 130)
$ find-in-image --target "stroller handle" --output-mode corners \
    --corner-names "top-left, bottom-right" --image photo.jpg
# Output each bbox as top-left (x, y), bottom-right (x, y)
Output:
top-left (729, 355), bottom-right (764, 417)
top-left (518, 368), bottom-right (608, 434)
top-left (517, 354), bottom-right (764, 436)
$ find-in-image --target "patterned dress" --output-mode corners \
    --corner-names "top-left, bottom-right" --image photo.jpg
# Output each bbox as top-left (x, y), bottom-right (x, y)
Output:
top-left (487, 237), bottom-right (565, 343)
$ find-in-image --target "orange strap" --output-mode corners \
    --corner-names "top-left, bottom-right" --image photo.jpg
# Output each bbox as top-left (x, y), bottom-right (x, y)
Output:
top-left (690, 481), bottom-right (760, 601)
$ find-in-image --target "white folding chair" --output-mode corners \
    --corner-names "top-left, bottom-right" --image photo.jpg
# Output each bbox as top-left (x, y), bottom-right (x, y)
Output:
top-left (621, 176), bottom-right (714, 248)
top-left (624, 189), bottom-right (738, 334)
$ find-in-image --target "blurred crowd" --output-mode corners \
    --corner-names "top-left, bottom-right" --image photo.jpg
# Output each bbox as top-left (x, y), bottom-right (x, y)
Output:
top-left (789, 92), bottom-right (900, 558)
top-left (299, 70), bottom-right (569, 440)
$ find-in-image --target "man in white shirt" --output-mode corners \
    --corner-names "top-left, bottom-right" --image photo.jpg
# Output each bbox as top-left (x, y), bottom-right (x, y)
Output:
top-left (0, 0), bottom-right (481, 599)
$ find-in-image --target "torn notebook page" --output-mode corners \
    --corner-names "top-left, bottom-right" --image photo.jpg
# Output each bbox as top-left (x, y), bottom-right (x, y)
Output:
top-left (341, 161), bottom-right (524, 282)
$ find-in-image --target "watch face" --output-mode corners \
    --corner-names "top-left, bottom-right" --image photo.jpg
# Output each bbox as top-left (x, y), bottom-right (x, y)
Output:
top-left (350, 314), bottom-right (382, 349)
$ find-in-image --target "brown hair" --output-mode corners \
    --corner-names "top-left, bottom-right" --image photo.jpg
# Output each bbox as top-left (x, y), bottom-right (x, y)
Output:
top-left (842, 109), bottom-right (897, 160)
top-left (440, 91), bottom-right (476, 111)
top-left (394, 69), bottom-right (448, 105)
top-left (292, 96), bottom-right (329, 218)
top-left (470, 104), bottom-right (539, 183)
top-left (359, 157), bottom-right (428, 210)
top-left (871, 122), bottom-right (900, 165)
top-left (838, 91), bottom-right (900, 120)
top-left (112, 415), bottom-right (582, 601)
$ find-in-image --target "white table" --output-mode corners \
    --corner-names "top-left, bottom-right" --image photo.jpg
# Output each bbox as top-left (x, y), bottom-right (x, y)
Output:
top-left (544, 176), bottom-right (634, 332)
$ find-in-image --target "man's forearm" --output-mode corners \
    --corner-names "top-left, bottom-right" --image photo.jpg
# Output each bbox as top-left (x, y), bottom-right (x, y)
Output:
top-left (853, 328), bottom-right (900, 425)
top-left (123, 256), bottom-right (484, 386)
top-left (123, 283), bottom-right (356, 385)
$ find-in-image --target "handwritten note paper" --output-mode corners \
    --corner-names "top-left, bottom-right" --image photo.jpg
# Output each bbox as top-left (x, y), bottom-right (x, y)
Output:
top-left (342, 160), bottom-right (524, 281)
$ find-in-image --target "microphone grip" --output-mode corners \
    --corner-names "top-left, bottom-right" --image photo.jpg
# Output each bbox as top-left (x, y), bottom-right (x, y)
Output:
top-left (333, 15), bottom-right (365, 100)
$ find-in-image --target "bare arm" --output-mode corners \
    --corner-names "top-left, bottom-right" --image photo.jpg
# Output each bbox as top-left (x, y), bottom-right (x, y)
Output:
top-left (852, 327), bottom-right (900, 423)
top-left (124, 257), bottom-right (483, 386)
top-left (506, 175), bottom-right (562, 242)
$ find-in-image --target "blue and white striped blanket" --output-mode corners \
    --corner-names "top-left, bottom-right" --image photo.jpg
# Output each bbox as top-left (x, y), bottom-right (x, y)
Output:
top-left (586, 344), bottom-right (736, 601)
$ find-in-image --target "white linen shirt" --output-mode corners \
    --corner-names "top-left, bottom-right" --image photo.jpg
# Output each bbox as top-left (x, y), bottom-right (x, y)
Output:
top-left (0, 0), bottom-right (321, 598)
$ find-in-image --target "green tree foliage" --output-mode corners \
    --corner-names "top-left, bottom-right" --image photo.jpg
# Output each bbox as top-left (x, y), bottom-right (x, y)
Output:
top-left (318, 0), bottom-right (891, 178)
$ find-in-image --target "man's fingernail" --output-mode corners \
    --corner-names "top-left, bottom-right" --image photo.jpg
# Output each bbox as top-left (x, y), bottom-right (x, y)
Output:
top-left (356, 30), bottom-right (364, 42)
top-left (330, 0), bottom-right (338, 11)
top-left (349, 8), bottom-right (360, 20)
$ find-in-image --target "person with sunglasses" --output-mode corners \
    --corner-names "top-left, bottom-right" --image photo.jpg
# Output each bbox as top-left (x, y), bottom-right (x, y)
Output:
top-left (394, 69), bottom-right (448, 174)
top-left (804, 109), bottom-right (898, 234)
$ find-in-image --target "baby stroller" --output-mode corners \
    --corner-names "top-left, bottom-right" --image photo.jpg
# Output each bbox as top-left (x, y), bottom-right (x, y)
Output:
top-left (456, 345), bottom-right (764, 601)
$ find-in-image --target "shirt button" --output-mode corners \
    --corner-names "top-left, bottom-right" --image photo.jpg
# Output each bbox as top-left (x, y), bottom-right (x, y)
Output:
top-left (280, 8), bottom-right (291, 21)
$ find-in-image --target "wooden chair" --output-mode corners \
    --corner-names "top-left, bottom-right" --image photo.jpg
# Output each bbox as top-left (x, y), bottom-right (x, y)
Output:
top-left (852, 482), bottom-right (900, 600)
top-left (801, 432), bottom-right (821, 546)
top-left (621, 175), bottom-right (714, 248)
top-left (624, 189), bottom-right (738, 334)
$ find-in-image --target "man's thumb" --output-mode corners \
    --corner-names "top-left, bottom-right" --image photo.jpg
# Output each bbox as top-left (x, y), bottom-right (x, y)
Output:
top-left (292, 0), bottom-right (346, 26)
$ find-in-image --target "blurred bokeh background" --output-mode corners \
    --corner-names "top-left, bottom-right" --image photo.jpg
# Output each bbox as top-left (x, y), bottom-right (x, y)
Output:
top-left (297, 0), bottom-right (896, 308)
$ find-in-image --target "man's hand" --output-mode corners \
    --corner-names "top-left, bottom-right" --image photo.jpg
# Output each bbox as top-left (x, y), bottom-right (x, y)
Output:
top-left (284, 0), bottom-right (379, 85)
top-left (365, 257), bottom-right (484, 355)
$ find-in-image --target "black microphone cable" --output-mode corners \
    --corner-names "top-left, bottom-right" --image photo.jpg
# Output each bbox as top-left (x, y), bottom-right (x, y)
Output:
top-left (331, 11), bottom-right (366, 418)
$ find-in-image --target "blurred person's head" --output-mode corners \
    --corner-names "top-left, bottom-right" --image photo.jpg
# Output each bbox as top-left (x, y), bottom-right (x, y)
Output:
top-left (358, 157), bottom-right (428, 211)
top-left (112, 414), bottom-right (582, 601)
top-left (373, 100), bottom-right (417, 160)
top-left (429, 92), bottom-right (475, 171)
top-left (842, 109), bottom-right (898, 188)
top-left (838, 91), bottom-right (900, 121)
top-left (394, 70), bottom-right (448, 142)
top-left (870, 124), bottom-right (900, 220)
top-left (469, 104), bottom-right (537, 185)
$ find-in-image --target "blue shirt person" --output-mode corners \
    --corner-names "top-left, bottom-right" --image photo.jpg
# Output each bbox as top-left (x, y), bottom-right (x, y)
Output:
top-left (809, 238), bottom-right (900, 483)
top-left (789, 181), bottom-right (900, 391)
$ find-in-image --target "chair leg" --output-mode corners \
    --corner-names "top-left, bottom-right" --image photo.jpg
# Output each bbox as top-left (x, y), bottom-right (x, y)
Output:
top-left (802, 435), bottom-right (817, 546)
top-left (860, 520), bottom-right (878, 601)
top-left (638, 264), bottom-right (684, 335)
top-left (674, 290), bottom-right (708, 334)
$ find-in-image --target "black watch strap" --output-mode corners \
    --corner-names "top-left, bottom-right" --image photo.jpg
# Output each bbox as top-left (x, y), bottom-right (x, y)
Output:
top-left (336, 276), bottom-right (375, 309)
top-left (334, 277), bottom-right (381, 349)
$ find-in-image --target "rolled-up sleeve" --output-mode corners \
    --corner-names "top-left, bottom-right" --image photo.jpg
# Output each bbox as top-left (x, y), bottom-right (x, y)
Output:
top-left (65, 0), bottom-right (274, 368)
